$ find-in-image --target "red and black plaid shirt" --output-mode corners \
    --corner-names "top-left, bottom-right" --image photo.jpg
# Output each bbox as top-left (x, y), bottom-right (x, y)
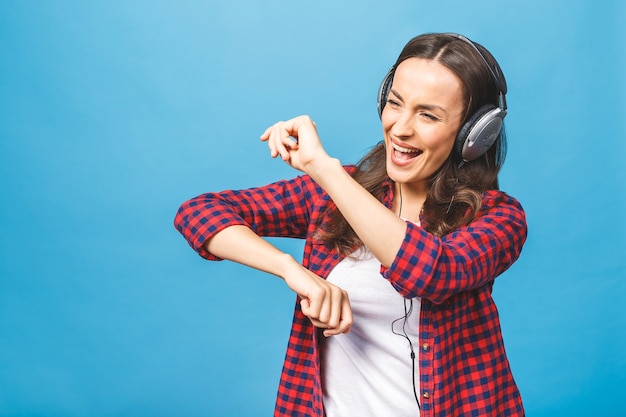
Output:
top-left (175, 167), bottom-right (527, 416)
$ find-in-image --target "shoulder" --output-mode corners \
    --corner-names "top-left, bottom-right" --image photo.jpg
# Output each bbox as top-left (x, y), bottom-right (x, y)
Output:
top-left (473, 190), bottom-right (527, 237)
top-left (480, 190), bottom-right (524, 213)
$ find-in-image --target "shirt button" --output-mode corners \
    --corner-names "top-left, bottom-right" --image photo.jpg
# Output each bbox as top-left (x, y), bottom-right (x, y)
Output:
top-left (423, 392), bottom-right (430, 399)
top-left (422, 343), bottom-right (430, 351)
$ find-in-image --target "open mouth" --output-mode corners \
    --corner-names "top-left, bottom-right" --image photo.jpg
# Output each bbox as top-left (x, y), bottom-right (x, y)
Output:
top-left (391, 142), bottom-right (423, 163)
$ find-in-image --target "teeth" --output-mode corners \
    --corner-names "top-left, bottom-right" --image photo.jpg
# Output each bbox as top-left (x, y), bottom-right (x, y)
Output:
top-left (393, 143), bottom-right (421, 154)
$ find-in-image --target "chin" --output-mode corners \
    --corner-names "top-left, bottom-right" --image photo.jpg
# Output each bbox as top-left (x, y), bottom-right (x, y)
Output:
top-left (386, 167), bottom-right (412, 185)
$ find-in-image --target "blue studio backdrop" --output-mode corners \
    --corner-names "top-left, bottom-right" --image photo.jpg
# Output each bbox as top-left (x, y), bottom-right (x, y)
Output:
top-left (1, 1), bottom-right (624, 416)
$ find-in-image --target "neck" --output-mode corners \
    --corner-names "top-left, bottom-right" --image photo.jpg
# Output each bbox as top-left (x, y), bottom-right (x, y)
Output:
top-left (394, 183), bottom-right (426, 223)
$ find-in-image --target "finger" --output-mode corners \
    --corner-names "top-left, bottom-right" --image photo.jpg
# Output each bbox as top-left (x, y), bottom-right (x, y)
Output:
top-left (277, 132), bottom-right (300, 161)
top-left (302, 299), bottom-right (329, 331)
top-left (324, 288), bottom-right (344, 330)
top-left (301, 286), bottom-right (324, 322)
top-left (307, 317), bottom-right (327, 328)
top-left (323, 323), bottom-right (350, 337)
top-left (300, 298), bottom-right (311, 314)
top-left (306, 310), bottom-right (351, 336)
top-left (323, 291), bottom-right (352, 336)
top-left (280, 137), bottom-right (299, 162)
top-left (316, 288), bottom-right (332, 325)
top-left (306, 317), bottom-right (345, 334)
top-left (259, 125), bottom-right (272, 141)
top-left (272, 124), bottom-right (293, 161)
top-left (261, 124), bottom-right (279, 157)
top-left (300, 296), bottom-right (322, 323)
top-left (339, 291), bottom-right (353, 333)
top-left (260, 123), bottom-right (288, 159)
top-left (268, 124), bottom-right (283, 158)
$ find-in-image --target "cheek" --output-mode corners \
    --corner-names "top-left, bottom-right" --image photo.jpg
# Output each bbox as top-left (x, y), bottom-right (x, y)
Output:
top-left (422, 128), bottom-right (457, 156)
top-left (440, 136), bottom-right (457, 157)
top-left (381, 113), bottom-right (393, 137)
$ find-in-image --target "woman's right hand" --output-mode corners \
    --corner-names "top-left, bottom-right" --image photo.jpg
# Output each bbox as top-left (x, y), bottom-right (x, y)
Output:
top-left (260, 115), bottom-right (332, 176)
top-left (282, 261), bottom-right (352, 337)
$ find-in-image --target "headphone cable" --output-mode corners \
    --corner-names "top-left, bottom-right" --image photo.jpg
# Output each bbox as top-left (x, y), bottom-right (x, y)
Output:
top-left (391, 298), bottom-right (421, 411)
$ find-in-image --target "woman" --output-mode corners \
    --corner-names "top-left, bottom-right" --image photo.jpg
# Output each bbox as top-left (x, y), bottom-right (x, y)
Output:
top-left (175, 33), bottom-right (527, 416)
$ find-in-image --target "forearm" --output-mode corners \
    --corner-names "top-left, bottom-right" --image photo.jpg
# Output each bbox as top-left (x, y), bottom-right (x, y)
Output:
top-left (307, 157), bottom-right (406, 267)
top-left (204, 224), bottom-right (299, 280)
top-left (259, 115), bottom-right (406, 267)
top-left (205, 224), bottom-right (353, 335)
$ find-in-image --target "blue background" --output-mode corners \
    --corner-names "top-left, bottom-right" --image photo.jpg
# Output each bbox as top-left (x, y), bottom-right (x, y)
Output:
top-left (1, 1), bottom-right (624, 416)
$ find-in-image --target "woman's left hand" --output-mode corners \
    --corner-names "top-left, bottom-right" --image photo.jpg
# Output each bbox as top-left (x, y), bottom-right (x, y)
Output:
top-left (260, 115), bottom-right (331, 174)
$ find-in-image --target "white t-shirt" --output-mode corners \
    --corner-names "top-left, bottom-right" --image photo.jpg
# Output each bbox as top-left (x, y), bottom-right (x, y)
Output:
top-left (320, 247), bottom-right (421, 417)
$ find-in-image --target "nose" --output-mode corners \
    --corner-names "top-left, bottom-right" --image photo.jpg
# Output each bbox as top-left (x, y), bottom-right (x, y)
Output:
top-left (390, 110), bottom-right (414, 139)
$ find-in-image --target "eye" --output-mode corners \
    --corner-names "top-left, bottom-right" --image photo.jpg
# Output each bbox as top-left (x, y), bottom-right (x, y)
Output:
top-left (386, 99), bottom-right (402, 109)
top-left (419, 112), bottom-right (440, 122)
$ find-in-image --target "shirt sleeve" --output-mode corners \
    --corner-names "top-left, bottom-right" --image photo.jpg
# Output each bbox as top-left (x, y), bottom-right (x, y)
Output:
top-left (173, 174), bottom-right (320, 260)
top-left (381, 191), bottom-right (527, 304)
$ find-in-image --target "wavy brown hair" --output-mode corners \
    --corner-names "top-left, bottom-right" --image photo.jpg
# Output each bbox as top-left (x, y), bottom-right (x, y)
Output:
top-left (319, 33), bottom-right (508, 256)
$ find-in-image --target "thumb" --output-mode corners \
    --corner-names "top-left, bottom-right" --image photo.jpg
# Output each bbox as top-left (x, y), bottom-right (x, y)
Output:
top-left (300, 297), bottom-right (311, 314)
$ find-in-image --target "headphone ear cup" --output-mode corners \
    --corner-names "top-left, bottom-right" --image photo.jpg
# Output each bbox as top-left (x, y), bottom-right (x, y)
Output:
top-left (455, 104), bottom-right (506, 161)
top-left (377, 69), bottom-right (395, 119)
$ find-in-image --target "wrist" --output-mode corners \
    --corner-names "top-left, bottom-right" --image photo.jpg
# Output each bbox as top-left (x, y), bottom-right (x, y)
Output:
top-left (305, 156), bottom-right (343, 183)
top-left (274, 252), bottom-right (301, 280)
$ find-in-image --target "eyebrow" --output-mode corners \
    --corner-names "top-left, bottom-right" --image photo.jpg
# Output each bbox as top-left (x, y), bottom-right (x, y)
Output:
top-left (389, 89), bottom-right (448, 113)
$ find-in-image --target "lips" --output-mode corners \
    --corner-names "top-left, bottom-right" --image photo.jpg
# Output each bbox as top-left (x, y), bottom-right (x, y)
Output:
top-left (391, 142), bottom-right (423, 163)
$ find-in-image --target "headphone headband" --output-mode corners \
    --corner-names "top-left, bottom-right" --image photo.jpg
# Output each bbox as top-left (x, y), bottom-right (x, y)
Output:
top-left (444, 33), bottom-right (507, 96)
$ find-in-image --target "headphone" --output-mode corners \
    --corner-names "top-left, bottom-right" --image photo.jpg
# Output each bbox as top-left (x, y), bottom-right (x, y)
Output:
top-left (377, 33), bottom-right (508, 163)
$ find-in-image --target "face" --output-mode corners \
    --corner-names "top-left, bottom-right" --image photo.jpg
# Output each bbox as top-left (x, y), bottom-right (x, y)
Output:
top-left (382, 57), bottom-right (466, 196)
